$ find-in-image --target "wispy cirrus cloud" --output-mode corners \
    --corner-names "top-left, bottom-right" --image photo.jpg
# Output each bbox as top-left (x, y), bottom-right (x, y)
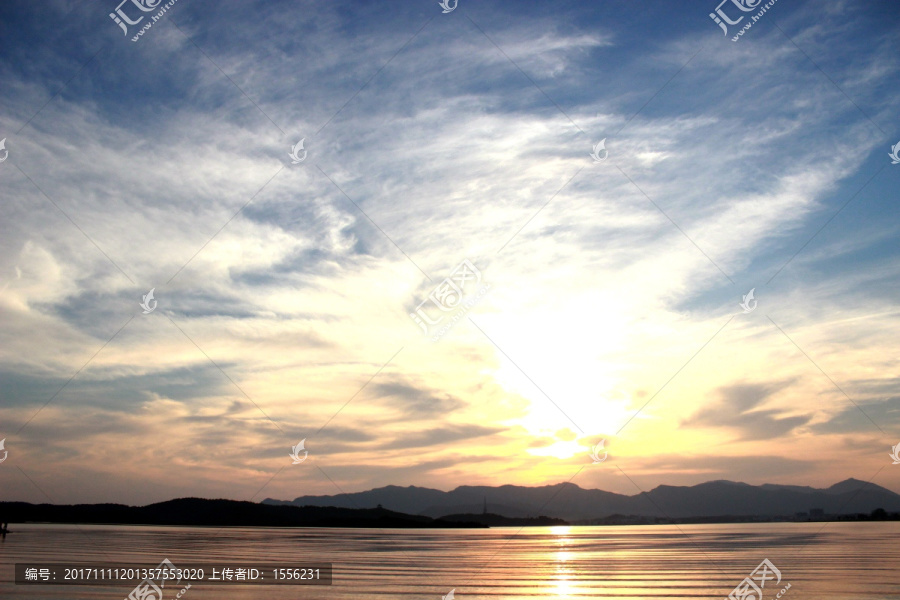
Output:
top-left (682, 381), bottom-right (813, 441)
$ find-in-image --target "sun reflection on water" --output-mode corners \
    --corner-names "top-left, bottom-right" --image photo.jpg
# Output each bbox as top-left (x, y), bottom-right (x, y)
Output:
top-left (550, 526), bottom-right (578, 598)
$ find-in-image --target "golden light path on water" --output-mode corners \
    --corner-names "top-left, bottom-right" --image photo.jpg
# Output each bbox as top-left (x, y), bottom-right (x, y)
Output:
top-left (550, 526), bottom-right (576, 598)
top-left (1, 522), bottom-right (899, 599)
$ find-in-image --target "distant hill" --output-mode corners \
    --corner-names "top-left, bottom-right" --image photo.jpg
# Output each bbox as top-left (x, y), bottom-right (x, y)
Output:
top-left (264, 483), bottom-right (635, 519)
top-left (263, 478), bottom-right (900, 521)
top-left (0, 498), bottom-right (485, 528)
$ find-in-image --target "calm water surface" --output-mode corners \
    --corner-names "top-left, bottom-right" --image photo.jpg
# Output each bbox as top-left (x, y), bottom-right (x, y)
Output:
top-left (1, 522), bottom-right (898, 599)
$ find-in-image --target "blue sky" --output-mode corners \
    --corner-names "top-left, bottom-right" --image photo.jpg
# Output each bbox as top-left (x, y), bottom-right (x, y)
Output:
top-left (0, 0), bottom-right (899, 505)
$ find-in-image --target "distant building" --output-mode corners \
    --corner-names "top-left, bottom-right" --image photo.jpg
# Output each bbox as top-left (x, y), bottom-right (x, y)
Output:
top-left (810, 508), bottom-right (825, 518)
top-left (795, 512), bottom-right (808, 520)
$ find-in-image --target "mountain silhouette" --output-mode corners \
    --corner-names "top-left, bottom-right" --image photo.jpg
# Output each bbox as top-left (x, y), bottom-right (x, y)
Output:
top-left (264, 478), bottom-right (900, 521)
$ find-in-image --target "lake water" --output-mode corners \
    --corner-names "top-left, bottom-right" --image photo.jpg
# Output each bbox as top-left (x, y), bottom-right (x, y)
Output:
top-left (0, 522), bottom-right (898, 599)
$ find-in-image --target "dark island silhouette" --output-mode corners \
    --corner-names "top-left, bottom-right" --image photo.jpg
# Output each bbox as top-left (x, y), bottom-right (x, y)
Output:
top-left (438, 512), bottom-right (568, 527)
top-left (0, 498), bottom-right (490, 528)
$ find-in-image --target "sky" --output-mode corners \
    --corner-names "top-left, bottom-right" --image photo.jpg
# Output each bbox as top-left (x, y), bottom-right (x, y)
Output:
top-left (0, 0), bottom-right (899, 506)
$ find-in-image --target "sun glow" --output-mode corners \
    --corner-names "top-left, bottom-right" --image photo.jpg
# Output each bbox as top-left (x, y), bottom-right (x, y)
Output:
top-left (528, 440), bottom-right (586, 460)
